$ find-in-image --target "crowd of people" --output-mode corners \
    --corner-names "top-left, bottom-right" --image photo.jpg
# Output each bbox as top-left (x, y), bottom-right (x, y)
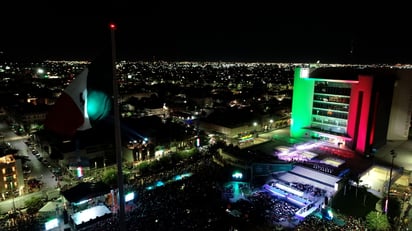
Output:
top-left (248, 190), bottom-right (300, 227)
top-left (71, 149), bottom-right (367, 231)
top-left (294, 214), bottom-right (366, 230)
top-left (0, 209), bottom-right (39, 230)
top-left (0, 143), bottom-right (373, 231)
top-left (76, 154), bottom-right (236, 231)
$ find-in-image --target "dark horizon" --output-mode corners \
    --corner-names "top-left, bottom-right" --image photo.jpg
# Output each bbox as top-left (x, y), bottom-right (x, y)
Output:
top-left (2, 2), bottom-right (411, 65)
top-left (3, 45), bottom-right (409, 65)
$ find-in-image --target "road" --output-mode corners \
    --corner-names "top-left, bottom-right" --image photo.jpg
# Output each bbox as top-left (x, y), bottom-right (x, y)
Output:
top-left (0, 121), bottom-right (64, 214)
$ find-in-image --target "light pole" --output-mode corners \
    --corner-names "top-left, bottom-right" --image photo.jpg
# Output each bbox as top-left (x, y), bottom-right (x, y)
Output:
top-left (253, 122), bottom-right (258, 137)
top-left (9, 180), bottom-right (16, 212)
top-left (385, 149), bottom-right (397, 213)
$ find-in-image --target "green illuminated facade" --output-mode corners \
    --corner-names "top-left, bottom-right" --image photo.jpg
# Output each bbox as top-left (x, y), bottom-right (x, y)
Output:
top-left (290, 68), bottom-right (314, 137)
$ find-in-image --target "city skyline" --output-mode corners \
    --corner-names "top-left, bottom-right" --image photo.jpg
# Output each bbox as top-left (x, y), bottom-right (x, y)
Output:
top-left (2, 2), bottom-right (412, 64)
top-left (1, 43), bottom-right (412, 230)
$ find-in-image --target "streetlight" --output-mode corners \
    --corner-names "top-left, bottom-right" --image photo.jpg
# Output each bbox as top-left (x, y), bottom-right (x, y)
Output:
top-left (253, 122), bottom-right (258, 138)
top-left (385, 149), bottom-right (397, 214)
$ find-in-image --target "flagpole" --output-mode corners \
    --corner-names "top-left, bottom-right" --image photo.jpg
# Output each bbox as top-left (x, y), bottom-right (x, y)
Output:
top-left (110, 23), bottom-right (126, 231)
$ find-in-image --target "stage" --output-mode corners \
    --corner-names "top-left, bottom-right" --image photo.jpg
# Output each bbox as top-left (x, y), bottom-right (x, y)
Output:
top-left (71, 205), bottom-right (112, 229)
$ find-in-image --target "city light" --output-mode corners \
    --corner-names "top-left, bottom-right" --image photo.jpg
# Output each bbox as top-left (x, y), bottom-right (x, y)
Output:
top-left (109, 23), bottom-right (116, 30)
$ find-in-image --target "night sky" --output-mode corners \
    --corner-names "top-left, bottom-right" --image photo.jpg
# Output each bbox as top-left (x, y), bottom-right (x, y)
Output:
top-left (2, 1), bottom-right (412, 64)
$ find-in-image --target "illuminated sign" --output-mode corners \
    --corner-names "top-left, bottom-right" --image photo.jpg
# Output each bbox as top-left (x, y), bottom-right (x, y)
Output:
top-left (239, 134), bottom-right (253, 143)
top-left (76, 167), bottom-right (83, 178)
top-left (125, 192), bottom-right (135, 202)
top-left (300, 68), bottom-right (310, 78)
top-left (45, 218), bottom-right (59, 230)
top-left (232, 171), bottom-right (243, 180)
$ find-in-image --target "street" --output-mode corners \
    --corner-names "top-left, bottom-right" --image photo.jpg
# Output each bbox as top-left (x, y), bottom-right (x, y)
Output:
top-left (0, 121), bottom-right (64, 214)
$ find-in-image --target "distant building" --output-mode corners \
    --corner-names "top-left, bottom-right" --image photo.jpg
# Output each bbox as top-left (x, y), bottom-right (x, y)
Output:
top-left (39, 114), bottom-right (197, 176)
top-left (291, 67), bottom-right (412, 155)
top-left (5, 103), bottom-right (49, 134)
top-left (199, 107), bottom-right (290, 146)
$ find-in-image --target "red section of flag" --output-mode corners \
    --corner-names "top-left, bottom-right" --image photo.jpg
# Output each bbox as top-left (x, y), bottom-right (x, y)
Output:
top-left (44, 91), bottom-right (85, 138)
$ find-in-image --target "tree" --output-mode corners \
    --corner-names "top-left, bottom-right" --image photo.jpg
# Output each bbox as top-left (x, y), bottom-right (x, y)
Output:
top-left (365, 211), bottom-right (391, 231)
top-left (25, 196), bottom-right (45, 217)
top-left (102, 168), bottom-right (118, 187)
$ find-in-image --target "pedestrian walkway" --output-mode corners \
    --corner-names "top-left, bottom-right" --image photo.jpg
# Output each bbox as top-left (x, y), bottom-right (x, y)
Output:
top-left (373, 139), bottom-right (412, 171)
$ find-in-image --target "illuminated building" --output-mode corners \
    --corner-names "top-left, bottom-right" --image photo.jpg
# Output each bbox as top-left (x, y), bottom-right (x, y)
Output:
top-left (291, 67), bottom-right (412, 155)
top-left (0, 154), bottom-right (24, 200)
